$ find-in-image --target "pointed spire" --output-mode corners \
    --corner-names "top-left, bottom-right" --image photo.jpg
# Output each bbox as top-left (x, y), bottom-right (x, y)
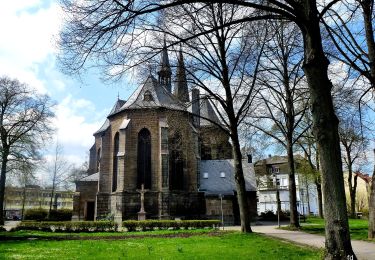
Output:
top-left (174, 46), bottom-right (190, 102)
top-left (158, 35), bottom-right (172, 92)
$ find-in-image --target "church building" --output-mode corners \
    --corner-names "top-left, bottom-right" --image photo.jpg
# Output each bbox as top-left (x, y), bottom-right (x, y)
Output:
top-left (72, 42), bottom-right (257, 224)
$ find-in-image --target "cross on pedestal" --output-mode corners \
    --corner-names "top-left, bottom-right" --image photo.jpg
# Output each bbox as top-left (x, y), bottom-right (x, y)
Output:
top-left (137, 183), bottom-right (148, 220)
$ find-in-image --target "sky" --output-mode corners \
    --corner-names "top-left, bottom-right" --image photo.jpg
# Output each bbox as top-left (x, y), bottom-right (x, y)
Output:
top-left (2, 1), bottom-right (374, 184)
top-left (1, 1), bottom-right (138, 176)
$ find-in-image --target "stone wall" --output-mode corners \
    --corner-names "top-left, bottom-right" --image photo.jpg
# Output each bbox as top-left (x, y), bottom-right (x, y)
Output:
top-left (72, 181), bottom-right (98, 221)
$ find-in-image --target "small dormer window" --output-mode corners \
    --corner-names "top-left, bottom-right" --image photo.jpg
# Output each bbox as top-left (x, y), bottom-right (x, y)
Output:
top-left (203, 172), bottom-right (209, 179)
top-left (220, 172), bottom-right (226, 178)
top-left (143, 90), bottom-right (153, 101)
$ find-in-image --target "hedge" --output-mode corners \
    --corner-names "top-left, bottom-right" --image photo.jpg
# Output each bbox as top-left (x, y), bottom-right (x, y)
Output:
top-left (48, 209), bottom-right (73, 221)
top-left (24, 208), bottom-right (48, 221)
top-left (122, 220), bottom-right (220, 231)
top-left (12, 221), bottom-right (118, 232)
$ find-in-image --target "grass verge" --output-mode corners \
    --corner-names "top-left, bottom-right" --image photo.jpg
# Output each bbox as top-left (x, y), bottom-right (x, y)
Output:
top-left (281, 217), bottom-right (373, 242)
top-left (0, 231), bottom-right (322, 259)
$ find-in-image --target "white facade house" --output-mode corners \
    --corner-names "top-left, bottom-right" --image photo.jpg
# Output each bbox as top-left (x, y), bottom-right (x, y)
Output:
top-left (255, 156), bottom-right (319, 216)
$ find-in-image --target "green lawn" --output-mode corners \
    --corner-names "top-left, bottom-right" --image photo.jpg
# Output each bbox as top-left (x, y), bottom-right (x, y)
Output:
top-left (0, 231), bottom-right (322, 259)
top-left (288, 217), bottom-right (372, 242)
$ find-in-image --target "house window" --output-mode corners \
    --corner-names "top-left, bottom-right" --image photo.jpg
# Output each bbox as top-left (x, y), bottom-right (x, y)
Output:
top-left (203, 172), bottom-right (209, 179)
top-left (220, 172), bottom-right (226, 178)
top-left (143, 90), bottom-right (153, 101)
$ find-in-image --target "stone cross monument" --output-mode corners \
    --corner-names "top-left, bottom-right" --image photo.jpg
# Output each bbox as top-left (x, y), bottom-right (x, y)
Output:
top-left (137, 184), bottom-right (148, 220)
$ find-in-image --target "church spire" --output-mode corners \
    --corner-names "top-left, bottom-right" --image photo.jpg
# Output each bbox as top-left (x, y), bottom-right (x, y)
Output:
top-left (174, 47), bottom-right (189, 102)
top-left (158, 36), bottom-right (172, 92)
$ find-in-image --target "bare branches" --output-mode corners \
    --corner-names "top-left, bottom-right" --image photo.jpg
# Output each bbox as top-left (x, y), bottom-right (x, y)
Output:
top-left (0, 76), bottom-right (54, 224)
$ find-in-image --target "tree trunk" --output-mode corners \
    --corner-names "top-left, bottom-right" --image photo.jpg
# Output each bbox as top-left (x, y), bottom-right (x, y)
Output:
top-left (231, 129), bottom-right (252, 233)
top-left (21, 184), bottom-right (27, 220)
top-left (0, 149), bottom-right (9, 225)
top-left (298, 1), bottom-right (355, 258)
top-left (305, 178), bottom-right (311, 216)
top-left (369, 150), bottom-right (375, 239)
top-left (346, 147), bottom-right (357, 219)
top-left (315, 176), bottom-right (324, 218)
top-left (284, 67), bottom-right (300, 227)
top-left (316, 147), bottom-right (324, 218)
top-left (287, 138), bottom-right (300, 227)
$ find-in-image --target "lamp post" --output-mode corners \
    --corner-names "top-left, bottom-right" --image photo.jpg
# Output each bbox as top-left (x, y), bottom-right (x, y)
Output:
top-left (300, 189), bottom-right (305, 222)
top-left (273, 174), bottom-right (281, 228)
top-left (219, 194), bottom-right (224, 230)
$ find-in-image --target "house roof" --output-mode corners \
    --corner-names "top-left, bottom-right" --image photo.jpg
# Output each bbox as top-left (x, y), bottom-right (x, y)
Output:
top-left (78, 172), bottom-right (99, 182)
top-left (118, 75), bottom-right (186, 111)
top-left (199, 98), bottom-right (222, 126)
top-left (199, 159), bottom-right (256, 195)
top-left (254, 154), bottom-right (305, 166)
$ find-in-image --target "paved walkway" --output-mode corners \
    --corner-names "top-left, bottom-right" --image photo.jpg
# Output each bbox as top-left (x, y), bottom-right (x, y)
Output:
top-left (226, 224), bottom-right (375, 260)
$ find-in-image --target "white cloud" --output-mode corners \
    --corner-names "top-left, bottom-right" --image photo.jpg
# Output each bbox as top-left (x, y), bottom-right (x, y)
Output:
top-left (53, 95), bottom-right (106, 153)
top-left (0, 2), bottom-right (62, 93)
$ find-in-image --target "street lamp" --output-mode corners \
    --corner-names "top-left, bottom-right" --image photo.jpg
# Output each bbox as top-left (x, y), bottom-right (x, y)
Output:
top-left (273, 174), bottom-right (281, 228)
top-left (219, 194), bottom-right (224, 230)
top-left (300, 189), bottom-right (305, 222)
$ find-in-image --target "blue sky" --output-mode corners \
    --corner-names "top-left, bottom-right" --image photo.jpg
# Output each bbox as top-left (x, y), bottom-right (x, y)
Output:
top-left (0, 1), bottom-right (137, 169)
top-left (2, 1), bottom-right (373, 180)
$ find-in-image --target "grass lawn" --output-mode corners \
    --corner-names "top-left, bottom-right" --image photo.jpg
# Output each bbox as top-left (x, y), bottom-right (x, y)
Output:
top-left (284, 217), bottom-right (373, 242)
top-left (0, 231), bottom-right (322, 259)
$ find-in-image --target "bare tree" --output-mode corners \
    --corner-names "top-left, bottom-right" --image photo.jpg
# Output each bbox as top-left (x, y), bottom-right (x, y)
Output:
top-left (322, 0), bottom-right (375, 101)
top-left (339, 112), bottom-right (368, 218)
top-left (296, 115), bottom-right (324, 219)
top-left (0, 76), bottom-right (54, 225)
top-left (44, 141), bottom-right (72, 218)
top-left (160, 4), bottom-right (268, 232)
top-left (249, 21), bottom-right (308, 228)
top-left (58, 0), bottom-right (356, 257)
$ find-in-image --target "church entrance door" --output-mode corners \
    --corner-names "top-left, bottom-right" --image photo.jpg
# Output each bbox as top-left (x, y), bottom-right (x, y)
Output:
top-left (86, 201), bottom-right (95, 221)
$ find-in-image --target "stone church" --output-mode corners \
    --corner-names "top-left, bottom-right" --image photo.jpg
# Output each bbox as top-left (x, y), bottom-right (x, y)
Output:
top-left (72, 42), bottom-right (257, 224)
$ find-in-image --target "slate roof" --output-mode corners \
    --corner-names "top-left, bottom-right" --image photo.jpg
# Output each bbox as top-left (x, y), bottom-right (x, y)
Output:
top-left (78, 172), bottom-right (99, 182)
top-left (118, 75), bottom-right (186, 111)
top-left (199, 98), bottom-right (222, 126)
top-left (94, 99), bottom-right (126, 135)
top-left (254, 154), bottom-right (304, 166)
top-left (187, 97), bottom-right (223, 126)
top-left (199, 159), bottom-right (256, 195)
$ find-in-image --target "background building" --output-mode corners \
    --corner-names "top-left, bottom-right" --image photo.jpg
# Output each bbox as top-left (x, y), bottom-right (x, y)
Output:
top-left (4, 185), bottom-right (74, 220)
top-left (254, 155), bottom-right (319, 216)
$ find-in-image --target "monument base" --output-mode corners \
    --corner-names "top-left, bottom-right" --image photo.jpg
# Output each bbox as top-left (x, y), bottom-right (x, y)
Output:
top-left (138, 211), bottom-right (146, 221)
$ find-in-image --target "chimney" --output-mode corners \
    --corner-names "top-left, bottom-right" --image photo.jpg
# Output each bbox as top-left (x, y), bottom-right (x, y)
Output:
top-left (192, 88), bottom-right (200, 127)
top-left (247, 154), bottom-right (252, 163)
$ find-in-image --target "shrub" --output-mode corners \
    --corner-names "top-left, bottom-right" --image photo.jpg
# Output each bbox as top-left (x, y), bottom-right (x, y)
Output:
top-left (0, 226), bottom-right (6, 232)
top-left (24, 208), bottom-right (48, 221)
top-left (48, 209), bottom-right (72, 221)
top-left (12, 221), bottom-right (118, 232)
top-left (122, 219), bottom-right (220, 232)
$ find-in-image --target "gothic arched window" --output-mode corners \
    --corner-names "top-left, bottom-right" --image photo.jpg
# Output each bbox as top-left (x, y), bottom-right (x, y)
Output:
top-left (137, 128), bottom-right (152, 189)
top-left (96, 148), bottom-right (101, 172)
top-left (169, 132), bottom-right (184, 190)
top-left (112, 132), bottom-right (119, 192)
